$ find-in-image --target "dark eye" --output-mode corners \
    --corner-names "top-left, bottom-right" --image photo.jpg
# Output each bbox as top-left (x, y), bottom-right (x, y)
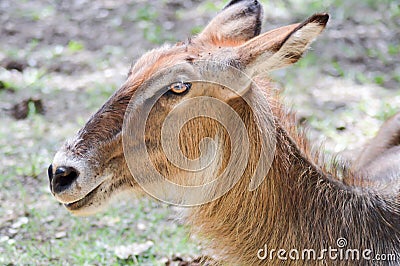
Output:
top-left (169, 82), bottom-right (192, 94)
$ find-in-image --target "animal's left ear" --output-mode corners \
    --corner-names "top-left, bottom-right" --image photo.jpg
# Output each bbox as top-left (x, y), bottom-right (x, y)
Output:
top-left (195, 0), bottom-right (263, 46)
top-left (237, 13), bottom-right (329, 76)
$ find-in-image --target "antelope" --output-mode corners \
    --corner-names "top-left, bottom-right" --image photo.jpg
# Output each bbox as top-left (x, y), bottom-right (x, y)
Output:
top-left (48, 0), bottom-right (400, 265)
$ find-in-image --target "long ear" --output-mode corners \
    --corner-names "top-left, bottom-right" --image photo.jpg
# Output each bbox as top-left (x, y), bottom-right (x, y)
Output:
top-left (237, 13), bottom-right (329, 76)
top-left (195, 0), bottom-right (263, 46)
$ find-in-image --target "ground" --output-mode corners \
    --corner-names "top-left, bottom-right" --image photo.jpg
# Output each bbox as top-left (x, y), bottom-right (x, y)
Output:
top-left (0, 0), bottom-right (399, 265)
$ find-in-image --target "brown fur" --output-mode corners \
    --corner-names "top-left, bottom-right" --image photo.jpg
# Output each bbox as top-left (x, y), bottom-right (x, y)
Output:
top-left (354, 112), bottom-right (400, 168)
top-left (50, 1), bottom-right (400, 265)
top-left (186, 84), bottom-right (400, 265)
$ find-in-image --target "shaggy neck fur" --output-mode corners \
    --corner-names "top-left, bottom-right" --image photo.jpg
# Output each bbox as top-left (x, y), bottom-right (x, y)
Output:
top-left (186, 80), bottom-right (400, 265)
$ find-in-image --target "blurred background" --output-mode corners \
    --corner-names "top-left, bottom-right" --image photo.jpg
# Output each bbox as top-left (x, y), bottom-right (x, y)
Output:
top-left (0, 0), bottom-right (399, 264)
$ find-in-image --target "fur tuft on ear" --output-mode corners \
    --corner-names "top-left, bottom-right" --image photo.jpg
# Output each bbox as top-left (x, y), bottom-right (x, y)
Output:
top-left (278, 13), bottom-right (329, 63)
top-left (195, 0), bottom-right (264, 47)
top-left (237, 13), bottom-right (329, 76)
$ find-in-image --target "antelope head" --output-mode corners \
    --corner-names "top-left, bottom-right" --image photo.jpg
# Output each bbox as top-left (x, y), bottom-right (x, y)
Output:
top-left (48, 0), bottom-right (328, 215)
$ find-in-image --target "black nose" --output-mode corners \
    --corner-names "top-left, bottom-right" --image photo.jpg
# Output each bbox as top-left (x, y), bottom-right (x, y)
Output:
top-left (48, 164), bottom-right (53, 183)
top-left (48, 165), bottom-right (79, 194)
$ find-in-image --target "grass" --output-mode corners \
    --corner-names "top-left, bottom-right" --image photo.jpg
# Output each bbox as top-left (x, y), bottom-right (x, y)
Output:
top-left (0, 187), bottom-right (199, 265)
top-left (67, 41), bottom-right (85, 53)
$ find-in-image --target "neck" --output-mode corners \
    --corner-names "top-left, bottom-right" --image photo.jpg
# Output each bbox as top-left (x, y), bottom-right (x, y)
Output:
top-left (187, 84), bottom-right (400, 265)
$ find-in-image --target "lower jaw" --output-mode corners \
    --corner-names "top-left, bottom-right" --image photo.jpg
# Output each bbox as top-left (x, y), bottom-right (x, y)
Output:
top-left (64, 182), bottom-right (103, 211)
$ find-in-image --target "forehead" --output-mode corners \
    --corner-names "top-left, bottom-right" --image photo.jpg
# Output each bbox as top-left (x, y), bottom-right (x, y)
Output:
top-left (127, 44), bottom-right (193, 84)
top-left (122, 40), bottom-right (237, 103)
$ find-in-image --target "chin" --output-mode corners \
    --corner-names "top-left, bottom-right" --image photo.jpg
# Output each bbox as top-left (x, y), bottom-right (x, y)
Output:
top-left (63, 179), bottom-right (136, 216)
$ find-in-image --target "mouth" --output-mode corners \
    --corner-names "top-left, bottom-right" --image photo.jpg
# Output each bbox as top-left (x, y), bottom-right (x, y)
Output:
top-left (64, 182), bottom-right (104, 211)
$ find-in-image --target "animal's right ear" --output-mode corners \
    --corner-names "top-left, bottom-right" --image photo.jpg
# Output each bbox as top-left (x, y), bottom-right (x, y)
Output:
top-left (195, 0), bottom-right (263, 46)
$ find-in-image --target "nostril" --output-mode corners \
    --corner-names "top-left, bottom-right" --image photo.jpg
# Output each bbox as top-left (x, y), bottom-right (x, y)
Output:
top-left (55, 166), bottom-right (67, 177)
top-left (52, 166), bottom-right (79, 193)
top-left (55, 166), bottom-right (79, 186)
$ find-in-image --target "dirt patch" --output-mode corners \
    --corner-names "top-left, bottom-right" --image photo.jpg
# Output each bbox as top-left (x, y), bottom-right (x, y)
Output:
top-left (1, 58), bottom-right (27, 72)
top-left (9, 98), bottom-right (45, 120)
